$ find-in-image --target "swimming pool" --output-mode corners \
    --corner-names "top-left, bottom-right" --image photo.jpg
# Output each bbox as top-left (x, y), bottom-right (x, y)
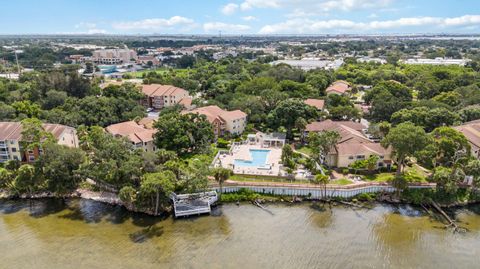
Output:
top-left (234, 149), bottom-right (270, 167)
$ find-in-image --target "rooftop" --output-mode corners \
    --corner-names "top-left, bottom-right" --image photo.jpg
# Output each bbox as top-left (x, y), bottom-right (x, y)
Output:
top-left (187, 105), bottom-right (246, 124)
top-left (304, 99), bottom-right (325, 110)
top-left (105, 121), bottom-right (156, 144)
top-left (335, 142), bottom-right (390, 157)
top-left (0, 121), bottom-right (73, 141)
top-left (325, 81), bottom-right (351, 95)
top-left (141, 84), bottom-right (187, 98)
top-left (454, 121), bottom-right (480, 148)
top-left (306, 120), bottom-right (370, 145)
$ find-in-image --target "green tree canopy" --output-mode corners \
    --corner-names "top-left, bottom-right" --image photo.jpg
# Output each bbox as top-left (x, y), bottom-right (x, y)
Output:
top-left (381, 122), bottom-right (429, 176)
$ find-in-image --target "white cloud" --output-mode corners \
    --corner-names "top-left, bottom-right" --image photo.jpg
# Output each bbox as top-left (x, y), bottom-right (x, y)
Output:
top-left (203, 22), bottom-right (251, 33)
top-left (259, 15), bottom-right (480, 34)
top-left (240, 0), bottom-right (281, 10)
top-left (443, 15), bottom-right (480, 27)
top-left (73, 22), bottom-right (106, 34)
top-left (239, 0), bottom-right (392, 12)
top-left (112, 16), bottom-right (195, 30)
top-left (316, 0), bottom-right (393, 12)
top-left (222, 3), bottom-right (239, 15)
top-left (242, 16), bottom-right (257, 21)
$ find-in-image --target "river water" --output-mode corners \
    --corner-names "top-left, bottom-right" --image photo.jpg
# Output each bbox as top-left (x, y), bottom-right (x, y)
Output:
top-left (0, 199), bottom-right (479, 269)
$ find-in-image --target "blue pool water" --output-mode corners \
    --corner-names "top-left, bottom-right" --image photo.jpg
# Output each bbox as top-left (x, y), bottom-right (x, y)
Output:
top-left (234, 149), bottom-right (270, 167)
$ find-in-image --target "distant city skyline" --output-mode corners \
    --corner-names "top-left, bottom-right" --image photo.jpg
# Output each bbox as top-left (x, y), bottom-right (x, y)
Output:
top-left (1, 0), bottom-right (480, 35)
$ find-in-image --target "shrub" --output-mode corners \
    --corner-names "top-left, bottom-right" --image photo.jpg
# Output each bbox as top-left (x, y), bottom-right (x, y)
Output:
top-left (216, 138), bottom-right (230, 149)
top-left (220, 188), bottom-right (260, 202)
top-left (356, 192), bottom-right (376, 202)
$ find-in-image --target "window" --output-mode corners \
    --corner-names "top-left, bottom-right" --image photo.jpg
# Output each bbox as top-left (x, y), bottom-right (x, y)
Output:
top-left (356, 155), bottom-right (365, 159)
top-left (11, 148), bottom-right (16, 152)
top-left (28, 150), bottom-right (34, 154)
top-left (29, 156), bottom-right (35, 162)
top-left (379, 155), bottom-right (384, 159)
top-left (348, 156), bottom-right (354, 160)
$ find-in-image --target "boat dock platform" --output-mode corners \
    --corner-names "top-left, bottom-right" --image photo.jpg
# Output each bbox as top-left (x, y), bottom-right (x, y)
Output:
top-left (171, 191), bottom-right (218, 217)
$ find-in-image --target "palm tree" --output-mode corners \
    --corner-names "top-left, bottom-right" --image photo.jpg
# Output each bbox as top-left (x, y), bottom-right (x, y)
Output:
top-left (212, 168), bottom-right (232, 199)
top-left (312, 174), bottom-right (330, 199)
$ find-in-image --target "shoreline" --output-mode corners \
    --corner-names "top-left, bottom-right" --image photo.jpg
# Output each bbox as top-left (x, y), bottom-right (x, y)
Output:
top-left (2, 187), bottom-right (479, 216)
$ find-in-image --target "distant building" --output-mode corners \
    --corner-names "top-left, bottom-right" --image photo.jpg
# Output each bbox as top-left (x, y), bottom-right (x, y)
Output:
top-left (325, 81), bottom-right (351, 95)
top-left (357, 57), bottom-right (387, 64)
top-left (186, 105), bottom-right (247, 137)
top-left (213, 50), bottom-right (238, 60)
top-left (105, 121), bottom-right (156, 152)
top-left (137, 56), bottom-right (160, 66)
top-left (305, 120), bottom-right (391, 168)
top-left (402, 57), bottom-right (470, 66)
top-left (68, 54), bottom-right (92, 64)
top-left (93, 49), bottom-right (138, 65)
top-left (141, 84), bottom-right (191, 110)
top-left (0, 122), bottom-right (78, 163)
top-left (271, 58), bottom-right (344, 71)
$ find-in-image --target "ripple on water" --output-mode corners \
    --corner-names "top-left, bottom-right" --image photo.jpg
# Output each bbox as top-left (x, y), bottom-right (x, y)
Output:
top-left (0, 199), bottom-right (479, 269)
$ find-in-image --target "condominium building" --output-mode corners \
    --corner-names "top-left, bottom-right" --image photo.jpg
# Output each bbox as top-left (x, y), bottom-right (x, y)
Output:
top-left (305, 120), bottom-right (392, 168)
top-left (105, 120), bottom-right (157, 152)
top-left (92, 49), bottom-right (138, 64)
top-left (186, 105), bottom-right (247, 137)
top-left (141, 84), bottom-right (191, 110)
top-left (0, 122), bottom-right (78, 163)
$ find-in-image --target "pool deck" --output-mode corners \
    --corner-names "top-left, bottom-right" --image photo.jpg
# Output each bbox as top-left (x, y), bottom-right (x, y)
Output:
top-left (217, 144), bottom-right (283, 176)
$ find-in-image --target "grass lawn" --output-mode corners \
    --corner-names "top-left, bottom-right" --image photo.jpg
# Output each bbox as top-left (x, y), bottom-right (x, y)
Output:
top-left (127, 68), bottom-right (189, 78)
top-left (229, 174), bottom-right (312, 185)
top-left (295, 145), bottom-right (313, 157)
top-left (329, 178), bottom-right (353, 185)
top-left (360, 165), bottom-right (429, 183)
top-left (362, 172), bottom-right (395, 182)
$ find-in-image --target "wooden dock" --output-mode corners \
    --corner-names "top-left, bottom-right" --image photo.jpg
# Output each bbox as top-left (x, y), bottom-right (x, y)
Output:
top-left (172, 191), bottom-right (218, 217)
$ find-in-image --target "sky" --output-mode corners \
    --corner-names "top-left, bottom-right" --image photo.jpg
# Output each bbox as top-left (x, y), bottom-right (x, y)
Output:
top-left (1, 0), bottom-right (480, 35)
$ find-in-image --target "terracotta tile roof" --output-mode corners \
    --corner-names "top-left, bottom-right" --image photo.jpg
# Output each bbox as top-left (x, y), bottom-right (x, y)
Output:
top-left (0, 121), bottom-right (73, 141)
top-left (141, 84), bottom-right (188, 98)
top-left (138, 117), bottom-right (156, 129)
top-left (326, 80), bottom-right (351, 94)
top-left (178, 97), bottom-right (192, 108)
top-left (306, 120), bottom-right (365, 133)
top-left (187, 105), bottom-right (246, 124)
top-left (306, 120), bottom-right (370, 146)
top-left (105, 121), bottom-right (156, 143)
top-left (454, 122), bottom-right (480, 148)
top-left (336, 142), bottom-right (391, 157)
top-left (219, 110), bottom-right (247, 121)
top-left (304, 99), bottom-right (325, 110)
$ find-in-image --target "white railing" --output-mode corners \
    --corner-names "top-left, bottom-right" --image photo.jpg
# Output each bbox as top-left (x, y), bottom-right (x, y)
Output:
top-left (215, 184), bottom-right (434, 199)
top-left (171, 191), bottom-right (218, 217)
